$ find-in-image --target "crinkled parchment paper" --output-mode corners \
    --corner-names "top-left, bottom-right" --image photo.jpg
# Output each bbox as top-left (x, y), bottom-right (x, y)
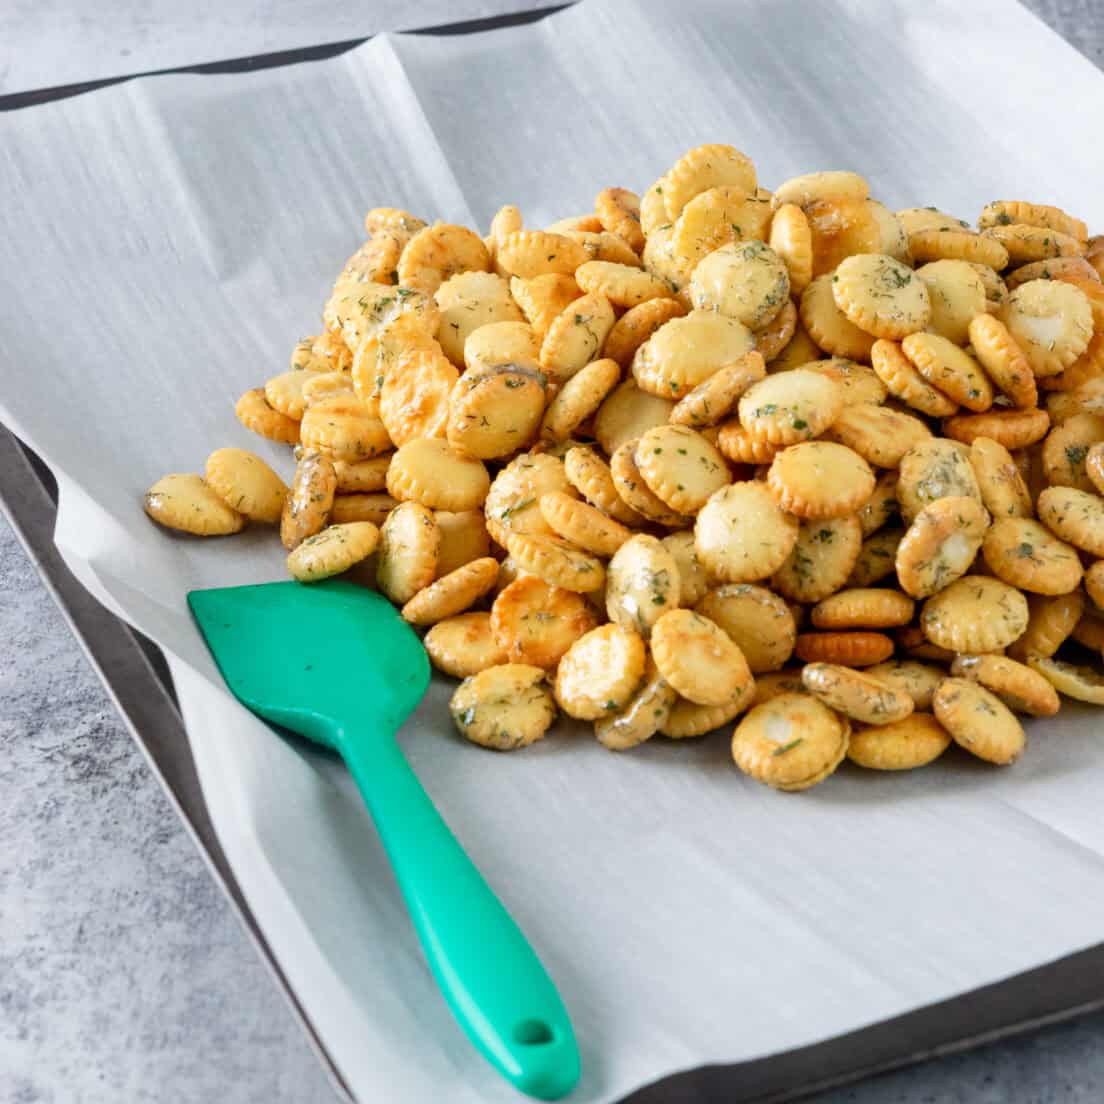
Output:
top-left (3, 2), bottom-right (1104, 1100)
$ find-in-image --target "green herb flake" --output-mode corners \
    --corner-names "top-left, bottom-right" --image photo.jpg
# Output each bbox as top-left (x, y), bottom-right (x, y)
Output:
top-left (772, 738), bottom-right (804, 757)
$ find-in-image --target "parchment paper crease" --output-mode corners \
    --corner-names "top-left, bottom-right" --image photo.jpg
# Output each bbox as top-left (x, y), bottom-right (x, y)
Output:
top-left (3, 2), bottom-right (1104, 1100)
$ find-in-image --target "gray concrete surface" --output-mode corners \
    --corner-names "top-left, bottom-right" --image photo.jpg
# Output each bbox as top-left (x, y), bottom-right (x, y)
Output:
top-left (2, 2), bottom-right (1104, 1101)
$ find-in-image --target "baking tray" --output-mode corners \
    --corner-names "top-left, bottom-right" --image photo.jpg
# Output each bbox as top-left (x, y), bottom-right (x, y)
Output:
top-left (3, 12), bottom-right (1104, 1101)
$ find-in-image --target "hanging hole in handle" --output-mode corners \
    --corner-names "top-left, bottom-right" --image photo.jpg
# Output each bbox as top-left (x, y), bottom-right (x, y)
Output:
top-left (513, 1019), bottom-right (555, 1046)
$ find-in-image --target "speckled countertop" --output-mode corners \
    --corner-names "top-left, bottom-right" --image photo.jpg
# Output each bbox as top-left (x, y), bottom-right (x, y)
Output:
top-left (3, 3), bottom-right (1104, 1101)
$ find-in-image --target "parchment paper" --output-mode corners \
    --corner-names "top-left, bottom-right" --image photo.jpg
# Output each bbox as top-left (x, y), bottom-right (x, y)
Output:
top-left (3, 2), bottom-right (1104, 1101)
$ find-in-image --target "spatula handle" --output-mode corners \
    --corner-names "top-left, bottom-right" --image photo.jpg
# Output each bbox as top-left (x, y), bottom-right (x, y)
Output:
top-left (342, 734), bottom-right (580, 1100)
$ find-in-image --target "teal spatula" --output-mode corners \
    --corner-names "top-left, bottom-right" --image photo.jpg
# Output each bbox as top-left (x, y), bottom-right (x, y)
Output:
top-left (187, 579), bottom-right (580, 1100)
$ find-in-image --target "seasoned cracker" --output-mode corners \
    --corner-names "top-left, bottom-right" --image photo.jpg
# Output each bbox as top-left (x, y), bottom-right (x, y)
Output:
top-left (901, 332), bottom-right (992, 412)
top-left (982, 515), bottom-right (1083, 594)
top-left (662, 144), bottom-right (757, 220)
top-left (716, 420), bottom-right (782, 465)
top-left (942, 407), bottom-right (1050, 450)
top-left (562, 230), bottom-right (642, 267)
top-left (1001, 279), bottom-right (1093, 377)
top-left (447, 366), bottom-right (546, 459)
top-left (857, 470), bottom-right (900, 536)
top-left (896, 438), bottom-right (982, 524)
top-left (576, 260), bottom-right (671, 308)
top-left (847, 527), bottom-right (905, 587)
top-left (801, 662), bottom-right (914, 725)
top-left (376, 501), bottom-right (440, 604)
top-left (696, 583), bottom-right (796, 673)
top-left (299, 395), bottom-right (391, 461)
top-left (866, 199), bottom-right (911, 264)
top-left (1037, 486), bottom-right (1104, 558)
top-left (690, 240), bottom-right (790, 328)
top-left (396, 222), bottom-right (490, 294)
top-left (766, 440), bottom-right (874, 519)
top-left (847, 713), bottom-right (951, 771)
top-left (333, 455), bottom-right (392, 493)
top-left (769, 202), bottom-right (814, 296)
top-left (650, 609), bottom-right (754, 707)
top-left (737, 368), bottom-right (843, 445)
top-left (978, 200), bottom-right (1087, 243)
top-left (635, 424), bottom-right (730, 513)
top-left (450, 664), bottom-right (557, 750)
top-left (433, 510), bottom-right (490, 576)
top-left (811, 587), bottom-right (914, 629)
top-left (752, 298), bottom-right (799, 362)
top-left (510, 273), bottom-right (582, 341)
top-left (731, 693), bottom-right (850, 792)
top-left (661, 530), bottom-right (709, 607)
top-left (434, 271), bottom-right (523, 367)
top-left (660, 686), bottom-right (756, 738)
top-left (799, 274), bottom-right (876, 361)
top-left (870, 339), bottom-right (958, 417)
top-left (863, 661), bottom-right (945, 710)
top-left (329, 493), bottom-right (397, 526)
top-left (694, 481), bottom-right (799, 583)
top-left (894, 495), bottom-right (988, 598)
top-left (496, 230), bottom-right (589, 279)
top-left (563, 444), bottom-right (643, 526)
top-left (669, 350), bottom-right (766, 428)
top-left (594, 658), bottom-right (678, 751)
top-left (907, 227), bottom-right (1008, 270)
top-left (950, 654), bottom-right (1060, 717)
top-left (301, 371), bottom-right (356, 407)
top-left (553, 623), bottom-right (647, 720)
top-left (1040, 413), bottom-right (1104, 493)
top-left (595, 187), bottom-right (645, 253)
top-left (386, 437), bottom-right (490, 511)
top-left (968, 436), bottom-right (1033, 519)
top-left (632, 309), bottom-right (755, 399)
top-left (1005, 256), bottom-right (1099, 291)
top-left (144, 473), bottom-right (245, 536)
top-left (205, 447), bottom-right (287, 524)
top-left (540, 357), bottom-right (620, 443)
top-left (424, 612), bottom-right (508, 679)
top-left (1026, 654), bottom-right (1104, 705)
top-left (774, 171), bottom-right (869, 209)
top-left (603, 533), bottom-right (681, 639)
top-left (670, 186), bottom-right (772, 268)
top-left (603, 298), bottom-right (688, 369)
top-left (832, 253), bottom-right (930, 339)
top-left (772, 514), bottom-right (863, 603)
top-left (914, 259), bottom-right (986, 346)
top-left (932, 678), bottom-right (1025, 765)
top-left (401, 557), bottom-right (499, 625)
top-left (1008, 591), bottom-right (1085, 661)
top-left (265, 369), bottom-right (324, 422)
top-left (793, 631), bottom-right (895, 666)
top-left (539, 491), bottom-right (631, 557)
top-left (504, 531), bottom-right (605, 593)
top-left (489, 575), bottom-right (597, 669)
top-left (379, 340), bottom-right (457, 446)
top-left (287, 521), bottom-right (379, 582)
top-left (824, 402), bottom-right (932, 468)
top-left (235, 388), bottom-right (301, 445)
top-left (767, 322), bottom-right (823, 372)
top-left (921, 575), bottom-right (1029, 653)
top-left (281, 451), bottom-right (337, 550)
top-left (540, 291), bottom-right (616, 383)
top-left (983, 223), bottom-right (1083, 265)
top-left (1086, 562), bottom-right (1104, 613)
top-left (609, 440), bottom-right (691, 527)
